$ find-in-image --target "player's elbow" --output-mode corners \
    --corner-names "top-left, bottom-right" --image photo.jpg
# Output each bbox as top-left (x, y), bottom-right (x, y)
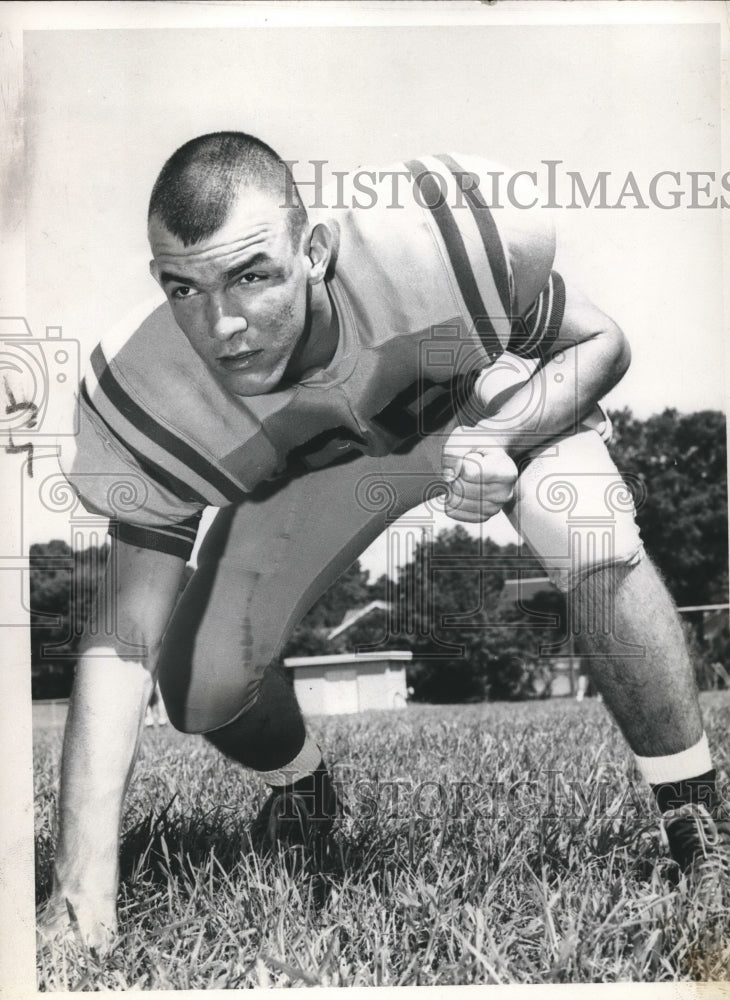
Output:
top-left (605, 320), bottom-right (631, 382)
top-left (593, 318), bottom-right (630, 388)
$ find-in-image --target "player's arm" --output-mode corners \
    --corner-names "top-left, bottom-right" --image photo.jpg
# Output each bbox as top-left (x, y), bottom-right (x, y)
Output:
top-left (477, 279), bottom-right (630, 455)
top-left (442, 201), bottom-right (630, 521)
top-left (443, 285), bottom-right (630, 522)
top-left (37, 537), bottom-right (186, 950)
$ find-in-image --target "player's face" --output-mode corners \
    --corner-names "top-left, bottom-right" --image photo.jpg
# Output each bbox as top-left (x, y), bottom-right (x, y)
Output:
top-left (149, 189), bottom-right (311, 395)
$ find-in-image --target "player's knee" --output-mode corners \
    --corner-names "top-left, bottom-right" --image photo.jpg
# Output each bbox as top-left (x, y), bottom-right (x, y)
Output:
top-left (159, 648), bottom-right (263, 733)
top-left (154, 561), bottom-right (282, 733)
top-left (155, 582), bottom-right (268, 734)
top-left (161, 671), bottom-right (263, 734)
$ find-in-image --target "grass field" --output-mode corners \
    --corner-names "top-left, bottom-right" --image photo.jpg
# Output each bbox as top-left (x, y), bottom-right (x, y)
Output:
top-left (35, 692), bottom-right (730, 989)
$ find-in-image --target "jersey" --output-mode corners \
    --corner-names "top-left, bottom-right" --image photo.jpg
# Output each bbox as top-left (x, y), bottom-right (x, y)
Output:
top-left (60, 153), bottom-right (566, 561)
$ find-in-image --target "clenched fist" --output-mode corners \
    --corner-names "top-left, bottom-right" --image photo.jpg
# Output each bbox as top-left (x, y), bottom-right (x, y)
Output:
top-left (441, 427), bottom-right (518, 523)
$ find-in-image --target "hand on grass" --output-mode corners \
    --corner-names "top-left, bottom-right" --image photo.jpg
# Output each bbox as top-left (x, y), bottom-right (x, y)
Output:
top-left (37, 892), bottom-right (117, 954)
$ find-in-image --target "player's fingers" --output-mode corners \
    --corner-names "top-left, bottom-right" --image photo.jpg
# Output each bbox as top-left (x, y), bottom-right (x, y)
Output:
top-left (446, 477), bottom-right (491, 506)
top-left (442, 425), bottom-right (481, 483)
top-left (445, 454), bottom-right (512, 504)
top-left (441, 448), bottom-right (464, 484)
top-left (444, 501), bottom-right (501, 523)
top-left (445, 508), bottom-right (481, 523)
top-left (460, 450), bottom-right (517, 484)
top-left (482, 481), bottom-right (515, 505)
top-left (445, 493), bottom-right (503, 514)
top-left (461, 451), bottom-right (517, 504)
top-left (453, 459), bottom-right (512, 507)
top-left (444, 487), bottom-right (503, 520)
top-left (458, 453), bottom-right (487, 483)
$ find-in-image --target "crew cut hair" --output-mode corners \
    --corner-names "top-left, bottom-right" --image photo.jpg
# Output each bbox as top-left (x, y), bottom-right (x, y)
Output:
top-left (148, 131), bottom-right (308, 247)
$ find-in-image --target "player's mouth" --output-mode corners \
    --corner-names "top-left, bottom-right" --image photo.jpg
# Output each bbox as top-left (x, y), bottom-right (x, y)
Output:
top-left (218, 349), bottom-right (263, 371)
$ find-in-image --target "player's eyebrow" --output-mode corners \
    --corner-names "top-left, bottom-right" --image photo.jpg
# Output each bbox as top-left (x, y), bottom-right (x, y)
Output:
top-left (158, 253), bottom-right (273, 288)
top-left (222, 254), bottom-right (273, 282)
top-left (158, 269), bottom-right (195, 287)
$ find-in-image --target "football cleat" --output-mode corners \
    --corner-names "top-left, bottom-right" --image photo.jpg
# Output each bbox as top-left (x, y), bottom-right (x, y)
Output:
top-left (250, 764), bottom-right (339, 853)
top-left (661, 802), bottom-right (730, 899)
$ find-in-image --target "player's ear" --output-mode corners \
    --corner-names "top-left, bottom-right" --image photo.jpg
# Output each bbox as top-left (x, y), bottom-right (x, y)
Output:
top-left (305, 223), bottom-right (334, 285)
top-left (149, 259), bottom-right (162, 285)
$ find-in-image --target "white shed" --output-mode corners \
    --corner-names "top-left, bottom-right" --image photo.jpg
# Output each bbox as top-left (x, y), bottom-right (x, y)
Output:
top-left (283, 651), bottom-right (412, 716)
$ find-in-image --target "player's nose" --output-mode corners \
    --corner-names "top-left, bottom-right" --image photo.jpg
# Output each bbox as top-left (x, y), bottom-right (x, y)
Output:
top-left (207, 295), bottom-right (248, 341)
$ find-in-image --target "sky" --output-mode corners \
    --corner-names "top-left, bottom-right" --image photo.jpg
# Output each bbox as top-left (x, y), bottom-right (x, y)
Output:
top-left (6, 10), bottom-right (728, 581)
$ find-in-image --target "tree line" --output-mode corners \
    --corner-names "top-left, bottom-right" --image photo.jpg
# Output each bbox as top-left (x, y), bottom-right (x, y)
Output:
top-left (30, 408), bottom-right (728, 700)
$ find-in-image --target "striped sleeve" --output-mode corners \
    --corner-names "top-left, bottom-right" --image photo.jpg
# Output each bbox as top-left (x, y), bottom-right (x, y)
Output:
top-left (84, 344), bottom-right (248, 507)
top-left (506, 271), bottom-right (566, 359)
top-left (406, 154), bottom-right (513, 361)
top-left (108, 513), bottom-right (202, 561)
top-left (59, 383), bottom-right (206, 561)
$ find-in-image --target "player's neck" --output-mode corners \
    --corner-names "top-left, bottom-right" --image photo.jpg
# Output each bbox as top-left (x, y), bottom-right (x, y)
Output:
top-left (286, 282), bottom-right (339, 381)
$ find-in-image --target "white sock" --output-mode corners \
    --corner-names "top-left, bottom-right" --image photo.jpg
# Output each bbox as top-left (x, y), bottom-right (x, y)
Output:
top-left (634, 731), bottom-right (713, 785)
top-left (256, 734), bottom-right (322, 787)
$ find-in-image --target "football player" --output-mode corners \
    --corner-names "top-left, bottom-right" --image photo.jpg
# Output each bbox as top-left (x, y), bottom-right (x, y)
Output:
top-left (37, 132), bottom-right (728, 948)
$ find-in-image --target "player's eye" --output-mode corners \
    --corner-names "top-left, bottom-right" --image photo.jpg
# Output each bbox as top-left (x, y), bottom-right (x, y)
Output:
top-left (238, 272), bottom-right (262, 285)
top-left (171, 285), bottom-right (196, 300)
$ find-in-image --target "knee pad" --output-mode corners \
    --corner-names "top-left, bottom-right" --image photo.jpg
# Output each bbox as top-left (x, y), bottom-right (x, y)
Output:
top-left (506, 424), bottom-right (645, 594)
